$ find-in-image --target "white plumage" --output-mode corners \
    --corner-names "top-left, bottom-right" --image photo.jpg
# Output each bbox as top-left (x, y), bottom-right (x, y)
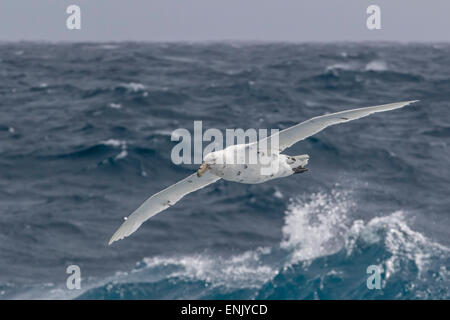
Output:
top-left (109, 100), bottom-right (418, 245)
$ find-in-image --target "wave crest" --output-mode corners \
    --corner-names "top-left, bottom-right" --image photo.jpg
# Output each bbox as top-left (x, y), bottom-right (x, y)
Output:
top-left (281, 190), bottom-right (354, 263)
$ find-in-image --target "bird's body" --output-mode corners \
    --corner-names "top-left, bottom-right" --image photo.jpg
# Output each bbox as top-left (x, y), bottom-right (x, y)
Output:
top-left (204, 144), bottom-right (309, 184)
top-left (108, 100), bottom-right (418, 245)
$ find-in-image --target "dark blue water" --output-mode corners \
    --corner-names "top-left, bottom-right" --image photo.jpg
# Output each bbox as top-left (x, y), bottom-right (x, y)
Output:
top-left (0, 42), bottom-right (449, 299)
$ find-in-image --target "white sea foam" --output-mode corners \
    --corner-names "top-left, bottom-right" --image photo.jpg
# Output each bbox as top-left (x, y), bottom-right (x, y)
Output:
top-left (325, 60), bottom-right (388, 73)
top-left (365, 60), bottom-right (388, 71)
top-left (115, 150), bottom-right (128, 160)
top-left (138, 247), bottom-right (276, 289)
top-left (100, 139), bottom-right (129, 160)
top-left (282, 189), bottom-right (449, 285)
top-left (101, 139), bottom-right (126, 148)
top-left (273, 189), bottom-right (283, 199)
top-left (325, 63), bottom-right (354, 72)
top-left (108, 103), bottom-right (122, 109)
top-left (119, 82), bottom-right (146, 92)
top-left (281, 189), bottom-right (354, 263)
top-left (154, 130), bottom-right (175, 137)
top-left (345, 211), bottom-right (450, 283)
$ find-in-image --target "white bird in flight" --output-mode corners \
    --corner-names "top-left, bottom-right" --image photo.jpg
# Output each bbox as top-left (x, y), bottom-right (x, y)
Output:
top-left (109, 100), bottom-right (418, 245)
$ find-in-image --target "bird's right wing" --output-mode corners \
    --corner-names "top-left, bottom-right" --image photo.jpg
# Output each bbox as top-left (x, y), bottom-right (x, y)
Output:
top-left (266, 100), bottom-right (418, 152)
top-left (109, 171), bottom-right (221, 245)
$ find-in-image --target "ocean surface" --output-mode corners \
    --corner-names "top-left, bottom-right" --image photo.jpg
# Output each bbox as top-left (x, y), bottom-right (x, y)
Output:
top-left (0, 42), bottom-right (449, 299)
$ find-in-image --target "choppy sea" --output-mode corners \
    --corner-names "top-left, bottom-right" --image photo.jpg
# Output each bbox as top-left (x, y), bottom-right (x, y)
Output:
top-left (0, 42), bottom-right (449, 299)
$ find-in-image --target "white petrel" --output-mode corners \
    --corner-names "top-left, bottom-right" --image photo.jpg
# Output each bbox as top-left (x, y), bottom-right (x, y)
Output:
top-left (109, 100), bottom-right (418, 244)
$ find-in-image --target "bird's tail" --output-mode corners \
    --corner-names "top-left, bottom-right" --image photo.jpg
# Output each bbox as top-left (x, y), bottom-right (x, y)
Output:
top-left (288, 154), bottom-right (309, 167)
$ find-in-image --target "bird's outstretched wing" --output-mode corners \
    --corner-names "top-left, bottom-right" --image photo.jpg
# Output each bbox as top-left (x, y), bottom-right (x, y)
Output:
top-left (109, 171), bottom-right (221, 245)
top-left (268, 100), bottom-right (418, 152)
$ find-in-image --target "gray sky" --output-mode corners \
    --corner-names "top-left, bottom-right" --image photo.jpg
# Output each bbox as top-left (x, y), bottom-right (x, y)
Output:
top-left (1, 0), bottom-right (449, 42)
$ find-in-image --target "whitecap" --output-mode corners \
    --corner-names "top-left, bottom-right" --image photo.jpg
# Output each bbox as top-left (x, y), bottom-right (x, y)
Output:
top-left (273, 190), bottom-right (283, 199)
top-left (154, 129), bottom-right (183, 140)
top-left (137, 247), bottom-right (276, 289)
top-left (108, 103), bottom-right (122, 109)
top-left (281, 189), bottom-right (354, 263)
top-left (325, 63), bottom-right (354, 72)
top-left (345, 211), bottom-right (450, 282)
top-left (365, 60), bottom-right (388, 71)
top-left (100, 139), bottom-right (129, 160)
top-left (118, 82), bottom-right (146, 92)
top-left (114, 150), bottom-right (128, 160)
top-left (100, 139), bottom-right (126, 148)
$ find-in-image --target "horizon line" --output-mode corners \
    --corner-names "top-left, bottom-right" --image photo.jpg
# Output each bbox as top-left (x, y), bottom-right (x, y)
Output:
top-left (1, 39), bottom-right (450, 45)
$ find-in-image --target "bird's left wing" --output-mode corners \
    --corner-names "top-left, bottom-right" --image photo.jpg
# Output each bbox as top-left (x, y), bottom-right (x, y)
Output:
top-left (264, 100), bottom-right (418, 152)
top-left (109, 171), bottom-right (221, 244)
top-left (266, 100), bottom-right (418, 152)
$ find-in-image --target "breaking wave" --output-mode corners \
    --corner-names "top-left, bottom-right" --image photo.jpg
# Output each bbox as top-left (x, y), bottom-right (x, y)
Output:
top-left (21, 188), bottom-right (443, 300)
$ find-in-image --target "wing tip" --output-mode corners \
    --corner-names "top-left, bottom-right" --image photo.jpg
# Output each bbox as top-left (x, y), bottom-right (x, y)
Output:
top-left (108, 218), bottom-right (139, 245)
top-left (400, 100), bottom-right (419, 107)
top-left (108, 230), bottom-right (124, 245)
top-left (108, 234), bottom-right (119, 245)
top-left (384, 100), bottom-right (419, 111)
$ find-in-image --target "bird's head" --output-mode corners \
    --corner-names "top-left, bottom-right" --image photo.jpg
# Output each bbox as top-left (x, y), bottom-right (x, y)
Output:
top-left (197, 151), bottom-right (220, 177)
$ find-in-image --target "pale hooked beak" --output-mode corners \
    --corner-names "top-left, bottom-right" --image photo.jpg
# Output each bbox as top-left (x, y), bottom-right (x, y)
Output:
top-left (197, 162), bottom-right (210, 177)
